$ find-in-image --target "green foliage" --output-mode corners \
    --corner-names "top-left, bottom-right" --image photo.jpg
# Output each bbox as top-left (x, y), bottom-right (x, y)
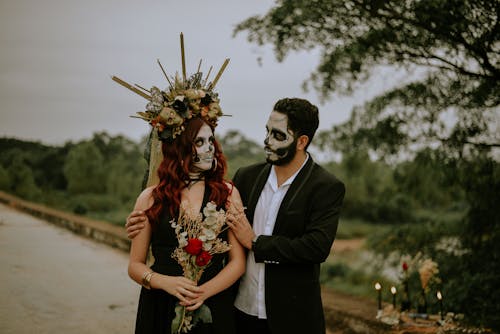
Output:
top-left (0, 165), bottom-right (11, 190)
top-left (235, 0), bottom-right (499, 153)
top-left (453, 155), bottom-right (500, 329)
top-left (64, 141), bottom-right (106, 194)
top-left (1, 151), bottom-right (42, 200)
top-left (321, 263), bottom-right (377, 298)
top-left (336, 218), bottom-right (391, 239)
top-left (218, 130), bottom-right (264, 178)
top-left (394, 149), bottom-right (465, 208)
top-left (323, 150), bottom-right (415, 223)
top-left (366, 153), bottom-right (499, 329)
top-left (0, 138), bottom-right (68, 191)
top-left (0, 133), bottom-right (145, 226)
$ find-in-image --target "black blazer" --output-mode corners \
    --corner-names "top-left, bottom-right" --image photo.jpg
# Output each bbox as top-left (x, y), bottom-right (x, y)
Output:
top-left (233, 157), bottom-right (345, 334)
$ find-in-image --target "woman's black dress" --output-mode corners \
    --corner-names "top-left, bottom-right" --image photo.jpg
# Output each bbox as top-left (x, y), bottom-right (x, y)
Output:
top-left (135, 189), bottom-right (236, 334)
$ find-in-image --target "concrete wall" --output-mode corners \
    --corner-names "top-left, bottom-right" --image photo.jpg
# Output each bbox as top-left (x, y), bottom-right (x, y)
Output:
top-left (0, 191), bottom-right (130, 252)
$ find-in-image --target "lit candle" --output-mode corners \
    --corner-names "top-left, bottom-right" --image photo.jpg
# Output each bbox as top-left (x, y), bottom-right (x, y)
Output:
top-left (437, 291), bottom-right (444, 320)
top-left (375, 282), bottom-right (382, 310)
top-left (391, 286), bottom-right (397, 308)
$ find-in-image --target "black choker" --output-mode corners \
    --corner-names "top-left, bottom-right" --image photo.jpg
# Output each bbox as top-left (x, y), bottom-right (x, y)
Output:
top-left (185, 177), bottom-right (204, 189)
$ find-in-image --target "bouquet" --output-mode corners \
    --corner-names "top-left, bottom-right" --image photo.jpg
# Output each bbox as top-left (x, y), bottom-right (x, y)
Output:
top-left (170, 201), bottom-right (231, 333)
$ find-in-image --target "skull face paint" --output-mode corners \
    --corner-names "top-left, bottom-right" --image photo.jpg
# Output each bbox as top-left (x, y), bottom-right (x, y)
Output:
top-left (264, 111), bottom-right (298, 166)
top-left (192, 123), bottom-right (215, 172)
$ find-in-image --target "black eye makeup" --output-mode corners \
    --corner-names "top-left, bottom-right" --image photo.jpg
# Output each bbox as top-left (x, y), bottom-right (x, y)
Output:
top-left (195, 136), bottom-right (215, 148)
top-left (194, 138), bottom-right (204, 147)
top-left (272, 130), bottom-right (287, 141)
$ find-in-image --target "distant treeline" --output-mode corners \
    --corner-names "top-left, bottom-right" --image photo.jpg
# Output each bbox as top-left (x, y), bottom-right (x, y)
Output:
top-left (0, 131), bottom-right (466, 225)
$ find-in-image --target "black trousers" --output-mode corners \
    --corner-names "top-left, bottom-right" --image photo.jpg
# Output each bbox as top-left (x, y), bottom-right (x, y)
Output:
top-left (235, 308), bottom-right (271, 334)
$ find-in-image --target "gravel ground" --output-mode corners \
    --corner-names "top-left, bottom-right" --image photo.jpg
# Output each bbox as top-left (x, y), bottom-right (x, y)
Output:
top-left (0, 203), bottom-right (139, 334)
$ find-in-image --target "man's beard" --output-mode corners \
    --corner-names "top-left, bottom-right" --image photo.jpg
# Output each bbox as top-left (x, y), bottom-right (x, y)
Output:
top-left (265, 137), bottom-right (298, 166)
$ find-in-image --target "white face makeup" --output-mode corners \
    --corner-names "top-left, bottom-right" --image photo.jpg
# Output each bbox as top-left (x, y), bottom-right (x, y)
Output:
top-left (264, 111), bottom-right (297, 165)
top-left (192, 123), bottom-right (215, 172)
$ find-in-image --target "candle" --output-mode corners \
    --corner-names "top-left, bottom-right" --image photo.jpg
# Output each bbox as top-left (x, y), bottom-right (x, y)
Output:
top-left (391, 286), bottom-right (397, 308)
top-left (375, 282), bottom-right (382, 310)
top-left (437, 291), bottom-right (444, 320)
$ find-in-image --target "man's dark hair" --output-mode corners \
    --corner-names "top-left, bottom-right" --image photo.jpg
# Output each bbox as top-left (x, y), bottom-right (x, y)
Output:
top-left (273, 97), bottom-right (319, 149)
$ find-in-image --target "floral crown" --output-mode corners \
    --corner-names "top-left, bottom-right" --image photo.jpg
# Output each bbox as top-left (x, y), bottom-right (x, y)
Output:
top-left (112, 33), bottom-right (230, 141)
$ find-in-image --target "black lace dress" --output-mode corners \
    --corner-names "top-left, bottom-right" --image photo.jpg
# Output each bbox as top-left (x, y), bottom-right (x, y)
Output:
top-left (134, 189), bottom-right (236, 334)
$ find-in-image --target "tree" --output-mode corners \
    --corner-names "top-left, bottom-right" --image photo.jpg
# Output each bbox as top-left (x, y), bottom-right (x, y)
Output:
top-left (63, 141), bottom-right (106, 194)
top-left (0, 165), bottom-right (10, 190)
top-left (218, 130), bottom-right (264, 177)
top-left (234, 0), bottom-right (499, 155)
top-left (235, 0), bottom-right (500, 328)
top-left (5, 155), bottom-right (41, 200)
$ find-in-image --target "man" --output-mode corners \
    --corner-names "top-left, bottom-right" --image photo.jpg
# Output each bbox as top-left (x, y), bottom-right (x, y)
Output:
top-left (126, 98), bottom-right (345, 334)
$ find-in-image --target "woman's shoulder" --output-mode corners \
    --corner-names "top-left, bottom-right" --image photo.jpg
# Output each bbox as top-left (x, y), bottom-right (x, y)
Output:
top-left (134, 186), bottom-right (155, 209)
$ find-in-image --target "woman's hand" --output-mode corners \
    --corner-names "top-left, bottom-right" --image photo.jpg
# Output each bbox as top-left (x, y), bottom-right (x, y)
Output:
top-left (179, 286), bottom-right (209, 311)
top-left (155, 275), bottom-right (202, 304)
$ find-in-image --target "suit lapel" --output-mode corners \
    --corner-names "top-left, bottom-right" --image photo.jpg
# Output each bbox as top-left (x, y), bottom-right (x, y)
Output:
top-left (273, 157), bottom-right (315, 234)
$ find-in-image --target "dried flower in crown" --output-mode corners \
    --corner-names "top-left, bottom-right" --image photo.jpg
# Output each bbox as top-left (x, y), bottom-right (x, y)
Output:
top-left (112, 33), bottom-right (230, 141)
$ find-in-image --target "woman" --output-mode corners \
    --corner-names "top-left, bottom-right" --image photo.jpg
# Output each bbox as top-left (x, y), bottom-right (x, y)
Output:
top-left (128, 116), bottom-right (246, 333)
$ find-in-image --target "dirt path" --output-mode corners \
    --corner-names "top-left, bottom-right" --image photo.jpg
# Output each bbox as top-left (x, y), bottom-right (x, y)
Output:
top-left (0, 203), bottom-right (138, 334)
top-left (331, 238), bottom-right (365, 253)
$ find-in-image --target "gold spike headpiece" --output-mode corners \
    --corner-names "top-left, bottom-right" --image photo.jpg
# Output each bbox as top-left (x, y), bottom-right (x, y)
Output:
top-left (112, 32), bottom-right (230, 141)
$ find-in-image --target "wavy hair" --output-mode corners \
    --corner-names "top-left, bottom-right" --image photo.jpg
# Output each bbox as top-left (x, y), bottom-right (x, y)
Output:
top-left (145, 117), bottom-right (230, 226)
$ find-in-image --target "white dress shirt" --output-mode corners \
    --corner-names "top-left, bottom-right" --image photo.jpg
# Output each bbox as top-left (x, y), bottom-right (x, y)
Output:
top-left (234, 155), bottom-right (309, 318)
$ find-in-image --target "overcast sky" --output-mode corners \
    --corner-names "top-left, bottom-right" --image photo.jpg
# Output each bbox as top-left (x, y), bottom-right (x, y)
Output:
top-left (0, 0), bottom-right (396, 145)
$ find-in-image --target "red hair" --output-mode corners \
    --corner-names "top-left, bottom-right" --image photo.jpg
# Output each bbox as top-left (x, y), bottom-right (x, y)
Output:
top-left (146, 117), bottom-right (230, 226)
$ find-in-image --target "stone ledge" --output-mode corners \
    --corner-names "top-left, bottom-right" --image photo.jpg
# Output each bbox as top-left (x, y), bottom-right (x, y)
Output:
top-left (0, 191), bottom-right (130, 252)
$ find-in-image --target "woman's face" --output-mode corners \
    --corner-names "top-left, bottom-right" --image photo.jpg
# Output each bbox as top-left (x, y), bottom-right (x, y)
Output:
top-left (191, 123), bottom-right (215, 172)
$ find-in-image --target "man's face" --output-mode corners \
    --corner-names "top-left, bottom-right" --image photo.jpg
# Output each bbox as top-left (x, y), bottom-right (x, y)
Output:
top-left (192, 123), bottom-right (215, 172)
top-left (264, 111), bottom-right (297, 166)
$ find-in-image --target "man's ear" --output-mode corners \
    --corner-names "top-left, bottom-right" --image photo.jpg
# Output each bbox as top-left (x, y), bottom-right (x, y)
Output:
top-left (297, 135), bottom-right (309, 151)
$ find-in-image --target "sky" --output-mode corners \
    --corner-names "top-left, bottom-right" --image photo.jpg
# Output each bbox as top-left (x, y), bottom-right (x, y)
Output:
top-left (0, 0), bottom-right (395, 146)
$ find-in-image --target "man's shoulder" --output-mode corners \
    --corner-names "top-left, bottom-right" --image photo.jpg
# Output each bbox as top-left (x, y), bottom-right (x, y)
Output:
top-left (311, 160), bottom-right (344, 187)
top-left (235, 161), bottom-right (268, 177)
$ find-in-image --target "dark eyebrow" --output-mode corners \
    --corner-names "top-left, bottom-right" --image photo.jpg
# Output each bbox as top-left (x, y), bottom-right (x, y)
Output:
top-left (271, 129), bottom-right (286, 135)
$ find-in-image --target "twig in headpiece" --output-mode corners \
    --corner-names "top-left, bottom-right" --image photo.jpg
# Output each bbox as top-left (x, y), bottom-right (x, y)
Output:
top-left (157, 59), bottom-right (173, 88)
top-left (204, 66), bottom-right (213, 84)
top-left (208, 58), bottom-right (230, 90)
top-left (197, 59), bottom-right (202, 74)
top-left (111, 76), bottom-right (151, 100)
top-left (180, 32), bottom-right (187, 81)
top-left (134, 84), bottom-right (150, 94)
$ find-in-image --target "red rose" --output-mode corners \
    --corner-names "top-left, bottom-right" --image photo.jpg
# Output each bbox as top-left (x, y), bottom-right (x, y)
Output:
top-left (402, 262), bottom-right (408, 271)
top-left (184, 238), bottom-right (203, 255)
top-left (195, 251), bottom-right (212, 267)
